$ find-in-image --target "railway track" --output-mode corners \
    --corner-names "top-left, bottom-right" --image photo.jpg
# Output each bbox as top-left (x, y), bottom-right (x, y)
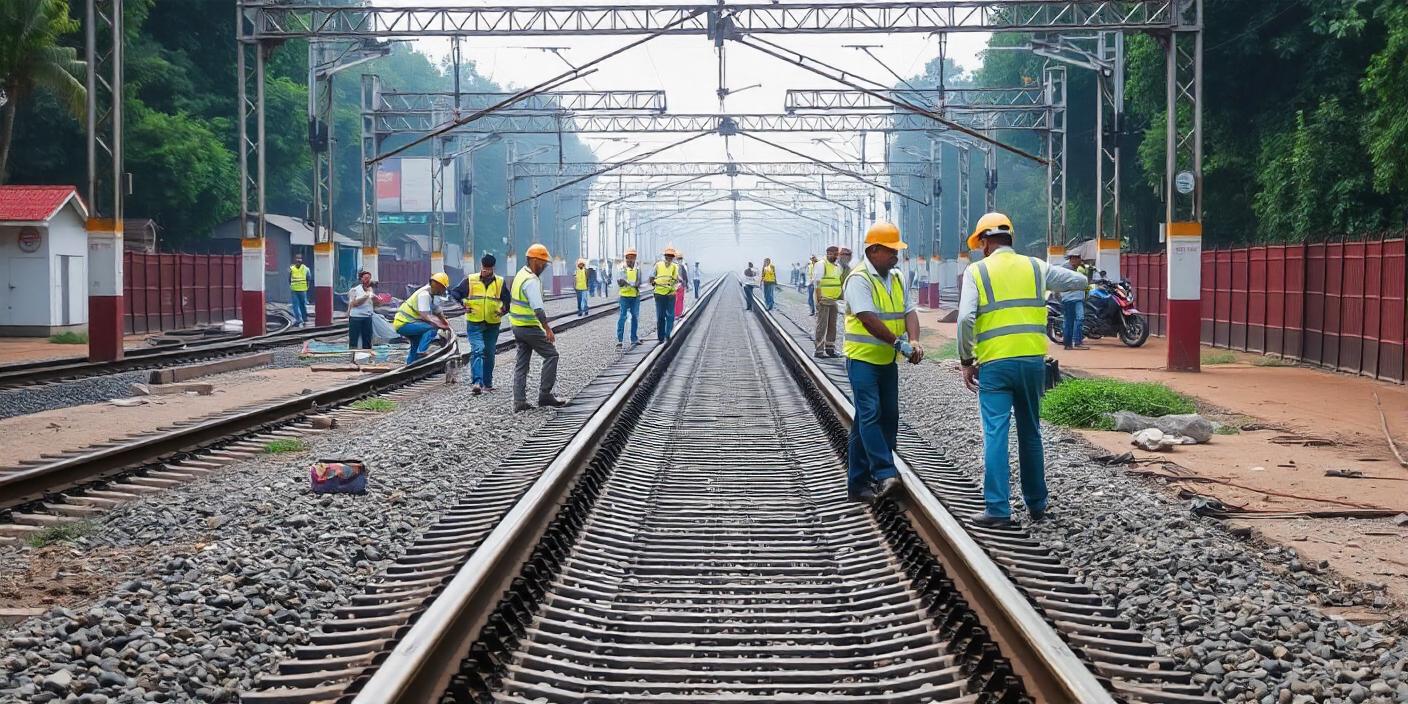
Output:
top-left (241, 278), bottom-right (1196, 704)
top-left (0, 300), bottom-right (624, 529)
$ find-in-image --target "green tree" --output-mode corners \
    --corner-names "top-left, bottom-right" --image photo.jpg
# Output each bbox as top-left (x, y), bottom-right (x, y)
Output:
top-left (0, 0), bottom-right (86, 183)
top-left (124, 106), bottom-right (238, 246)
top-left (1361, 4), bottom-right (1408, 195)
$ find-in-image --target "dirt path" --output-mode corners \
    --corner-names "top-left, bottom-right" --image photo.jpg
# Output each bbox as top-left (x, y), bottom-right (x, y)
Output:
top-left (0, 334), bottom-right (151, 365)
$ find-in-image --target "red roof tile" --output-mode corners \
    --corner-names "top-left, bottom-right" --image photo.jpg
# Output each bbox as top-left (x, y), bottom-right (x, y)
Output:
top-left (0, 185), bottom-right (82, 222)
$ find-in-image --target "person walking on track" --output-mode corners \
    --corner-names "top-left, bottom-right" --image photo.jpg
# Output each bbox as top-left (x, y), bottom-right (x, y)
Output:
top-left (289, 254), bottom-right (311, 327)
top-left (843, 223), bottom-right (924, 503)
top-left (674, 253), bottom-right (688, 319)
top-left (958, 212), bottom-right (1087, 526)
top-left (509, 243), bottom-right (566, 412)
top-left (742, 262), bottom-right (759, 310)
top-left (811, 246), bottom-right (843, 358)
top-left (392, 272), bottom-right (452, 365)
top-left (650, 247), bottom-right (682, 342)
top-left (806, 254), bottom-right (819, 316)
top-left (574, 259), bottom-right (590, 316)
top-left (616, 248), bottom-right (643, 348)
top-left (450, 254), bottom-right (510, 395)
top-left (761, 258), bottom-right (778, 310)
top-left (692, 262), bottom-right (702, 299)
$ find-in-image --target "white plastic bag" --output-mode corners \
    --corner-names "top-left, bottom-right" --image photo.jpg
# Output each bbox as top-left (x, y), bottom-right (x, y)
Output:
top-left (370, 314), bottom-right (399, 343)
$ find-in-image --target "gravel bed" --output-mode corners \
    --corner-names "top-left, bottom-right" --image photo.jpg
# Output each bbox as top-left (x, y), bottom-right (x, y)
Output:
top-left (770, 289), bottom-right (1408, 704)
top-left (0, 310), bottom-right (654, 704)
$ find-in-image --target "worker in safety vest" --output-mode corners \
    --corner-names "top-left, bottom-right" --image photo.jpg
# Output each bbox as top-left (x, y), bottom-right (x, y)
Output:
top-left (842, 223), bottom-right (924, 502)
top-left (574, 259), bottom-right (590, 317)
top-left (392, 272), bottom-right (452, 365)
top-left (289, 254), bottom-right (311, 327)
top-left (510, 243), bottom-right (566, 412)
top-left (958, 213), bottom-right (1087, 527)
top-left (449, 254), bottom-right (510, 395)
top-left (616, 248), bottom-right (643, 348)
top-left (761, 258), bottom-right (778, 310)
top-left (648, 247), bottom-right (682, 342)
top-left (811, 245), bottom-right (843, 358)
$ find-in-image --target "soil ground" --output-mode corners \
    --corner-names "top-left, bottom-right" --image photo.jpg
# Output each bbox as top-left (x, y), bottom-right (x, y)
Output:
top-left (0, 334), bottom-right (151, 364)
top-left (924, 320), bottom-right (1408, 608)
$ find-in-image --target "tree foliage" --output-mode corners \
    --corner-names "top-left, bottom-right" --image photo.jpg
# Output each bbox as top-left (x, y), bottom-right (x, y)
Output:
top-left (0, 0), bottom-right (86, 183)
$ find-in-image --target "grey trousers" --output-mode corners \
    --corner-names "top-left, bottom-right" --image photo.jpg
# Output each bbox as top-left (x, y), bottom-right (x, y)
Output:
top-left (814, 297), bottom-right (839, 352)
top-left (512, 326), bottom-right (559, 403)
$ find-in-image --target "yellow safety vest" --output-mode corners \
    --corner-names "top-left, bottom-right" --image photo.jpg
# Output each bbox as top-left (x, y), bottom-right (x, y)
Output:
top-left (762, 264), bottom-right (777, 283)
top-left (969, 250), bottom-right (1049, 364)
top-left (620, 266), bottom-right (640, 298)
top-left (574, 268), bottom-right (587, 291)
top-left (289, 265), bottom-right (310, 292)
top-left (393, 285), bottom-right (432, 330)
top-left (653, 262), bottom-right (679, 296)
top-left (463, 275), bottom-right (504, 325)
top-left (817, 260), bottom-right (843, 299)
top-left (843, 268), bottom-right (908, 365)
top-left (508, 266), bottom-right (542, 328)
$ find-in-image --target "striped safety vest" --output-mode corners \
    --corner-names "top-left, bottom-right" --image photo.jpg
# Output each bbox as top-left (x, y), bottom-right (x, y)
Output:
top-left (620, 266), bottom-right (640, 298)
top-left (817, 260), bottom-right (843, 299)
top-left (508, 266), bottom-right (542, 328)
top-left (574, 268), bottom-right (588, 291)
top-left (463, 275), bottom-right (504, 325)
top-left (842, 268), bottom-right (907, 365)
top-left (762, 264), bottom-right (777, 283)
top-left (968, 250), bottom-right (1049, 364)
top-left (289, 265), bottom-right (310, 292)
top-left (653, 262), bottom-right (680, 296)
top-left (393, 285), bottom-right (432, 330)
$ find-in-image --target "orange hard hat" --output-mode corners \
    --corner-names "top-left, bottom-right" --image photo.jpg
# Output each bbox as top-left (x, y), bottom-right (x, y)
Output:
top-left (864, 222), bottom-right (907, 251)
top-left (624, 247), bottom-right (638, 256)
top-left (663, 246), bottom-right (678, 257)
top-left (967, 212), bottom-right (1014, 250)
top-left (526, 243), bottom-right (550, 261)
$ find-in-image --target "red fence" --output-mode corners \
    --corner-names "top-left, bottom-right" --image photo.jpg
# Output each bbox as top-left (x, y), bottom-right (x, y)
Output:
top-left (377, 259), bottom-right (431, 301)
top-left (1125, 238), bottom-right (1408, 383)
top-left (124, 252), bottom-right (242, 334)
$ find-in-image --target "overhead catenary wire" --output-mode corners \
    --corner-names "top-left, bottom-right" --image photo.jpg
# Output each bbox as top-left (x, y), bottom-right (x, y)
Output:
top-left (737, 131), bottom-right (927, 207)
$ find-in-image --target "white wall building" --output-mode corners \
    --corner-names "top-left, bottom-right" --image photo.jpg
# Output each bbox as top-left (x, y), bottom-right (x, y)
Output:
top-left (0, 186), bottom-right (90, 336)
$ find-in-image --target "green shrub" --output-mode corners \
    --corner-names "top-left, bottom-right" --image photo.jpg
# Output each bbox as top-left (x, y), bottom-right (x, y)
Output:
top-left (48, 332), bottom-right (88, 344)
top-left (1252, 355), bottom-right (1292, 367)
top-left (1201, 350), bottom-right (1238, 365)
top-left (1041, 378), bottom-right (1197, 429)
top-left (932, 340), bottom-right (959, 360)
top-left (263, 438), bottom-right (309, 454)
top-left (26, 521), bottom-right (95, 548)
top-left (350, 397), bottom-right (396, 412)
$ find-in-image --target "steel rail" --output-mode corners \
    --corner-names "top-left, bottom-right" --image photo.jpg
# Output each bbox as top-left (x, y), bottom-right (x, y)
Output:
top-left (0, 301), bottom-right (621, 514)
top-left (349, 277), bottom-right (728, 704)
top-left (748, 290), bottom-right (1116, 704)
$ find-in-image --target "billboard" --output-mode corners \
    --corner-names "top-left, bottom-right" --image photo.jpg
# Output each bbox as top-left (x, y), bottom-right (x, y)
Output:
top-left (376, 158), bottom-right (456, 220)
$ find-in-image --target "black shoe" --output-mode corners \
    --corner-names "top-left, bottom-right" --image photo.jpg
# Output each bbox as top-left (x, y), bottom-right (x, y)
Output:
top-left (471, 384), bottom-right (482, 396)
top-left (1029, 508), bottom-right (1053, 523)
top-left (538, 395), bottom-right (567, 408)
top-left (847, 486), bottom-right (877, 503)
top-left (814, 351), bottom-right (827, 358)
top-left (513, 402), bottom-right (533, 413)
top-left (876, 477), bottom-right (902, 499)
top-left (826, 350), bottom-right (840, 358)
top-left (969, 511), bottom-right (1014, 528)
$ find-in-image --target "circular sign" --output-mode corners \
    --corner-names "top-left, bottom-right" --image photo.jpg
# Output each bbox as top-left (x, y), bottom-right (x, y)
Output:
top-left (17, 227), bottom-right (41, 253)
top-left (1175, 170), bottom-right (1196, 195)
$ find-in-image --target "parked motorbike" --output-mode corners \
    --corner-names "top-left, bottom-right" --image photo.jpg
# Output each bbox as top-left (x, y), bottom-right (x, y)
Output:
top-left (1047, 280), bottom-right (1151, 348)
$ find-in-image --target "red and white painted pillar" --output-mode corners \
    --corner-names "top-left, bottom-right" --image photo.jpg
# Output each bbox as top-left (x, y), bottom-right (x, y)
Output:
top-left (313, 241), bottom-right (334, 327)
top-left (1046, 244), bottom-right (1066, 267)
top-left (1166, 221), bottom-right (1202, 371)
top-left (1097, 237), bottom-right (1122, 282)
top-left (241, 237), bottom-right (266, 337)
top-left (86, 219), bottom-right (124, 362)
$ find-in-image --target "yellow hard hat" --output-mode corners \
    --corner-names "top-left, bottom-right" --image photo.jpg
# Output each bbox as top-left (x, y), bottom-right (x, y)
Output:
top-left (526, 243), bottom-right (550, 261)
top-left (430, 272), bottom-right (450, 288)
top-left (864, 222), bottom-right (907, 251)
top-left (663, 246), bottom-right (678, 257)
top-left (967, 212), bottom-right (1014, 250)
top-left (577, 258), bottom-right (586, 266)
top-left (624, 247), bottom-right (638, 257)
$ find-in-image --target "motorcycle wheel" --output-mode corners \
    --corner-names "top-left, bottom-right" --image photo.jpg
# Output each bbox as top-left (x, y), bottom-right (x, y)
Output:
top-left (1047, 318), bottom-right (1065, 345)
top-left (1120, 314), bottom-right (1151, 347)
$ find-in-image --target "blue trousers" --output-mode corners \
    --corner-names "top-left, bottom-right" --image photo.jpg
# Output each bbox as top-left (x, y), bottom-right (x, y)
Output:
top-left (807, 284), bottom-right (816, 314)
top-left (763, 283), bottom-right (776, 310)
top-left (588, 279), bottom-right (599, 296)
top-left (397, 320), bottom-right (437, 364)
top-left (1061, 299), bottom-right (1085, 347)
top-left (348, 316), bottom-right (373, 349)
top-left (291, 290), bottom-right (308, 325)
top-left (743, 284), bottom-right (755, 310)
top-left (617, 296), bottom-right (641, 343)
top-left (978, 356), bottom-right (1048, 517)
top-left (576, 290), bottom-right (589, 315)
top-left (654, 294), bottom-right (676, 341)
top-left (693, 279), bottom-right (700, 298)
top-left (846, 359), bottom-right (900, 493)
top-left (466, 321), bottom-right (500, 387)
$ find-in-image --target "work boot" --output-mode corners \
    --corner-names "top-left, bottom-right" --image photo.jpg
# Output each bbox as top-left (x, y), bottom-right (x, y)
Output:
top-left (969, 510), bottom-right (1014, 528)
top-left (616, 341), bottom-right (623, 349)
top-left (876, 477), bottom-right (902, 499)
top-left (846, 485), bottom-right (877, 503)
top-left (513, 402), bottom-right (533, 413)
top-left (1029, 507), bottom-right (1053, 523)
top-left (538, 395), bottom-right (567, 408)
top-left (814, 351), bottom-right (827, 359)
top-left (471, 384), bottom-right (482, 396)
top-left (826, 349), bottom-right (840, 358)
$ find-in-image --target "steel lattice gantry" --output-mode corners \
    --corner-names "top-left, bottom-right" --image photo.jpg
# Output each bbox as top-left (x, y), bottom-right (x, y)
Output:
top-left (784, 87), bottom-right (1046, 111)
top-left (370, 108), bottom-right (1052, 134)
top-left (235, 0), bottom-right (1203, 371)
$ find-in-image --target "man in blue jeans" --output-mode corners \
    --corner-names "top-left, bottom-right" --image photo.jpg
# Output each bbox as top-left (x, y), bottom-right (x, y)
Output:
top-left (842, 223), bottom-right (925, 502)
top-left (649, 247), bottom-right (681, 342)
top-left (449, 254), bottom-right (510, 394)
top-left (392, 272), bottom-right (452, 364)
top-left (957, 213), bottom-right (1088, 526)
top-left (1060, 253), bottom-right (1089, 350)
top-left (615, 248), bottom-right (643, 347)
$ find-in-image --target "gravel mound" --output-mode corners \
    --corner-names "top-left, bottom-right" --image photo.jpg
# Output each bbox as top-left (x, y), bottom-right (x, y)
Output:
top-left (0, 310), bottom-right (653, 703)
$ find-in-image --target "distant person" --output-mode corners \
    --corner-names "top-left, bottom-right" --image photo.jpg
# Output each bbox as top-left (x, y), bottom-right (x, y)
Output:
top-left (1061, 253), bottom-right (1089, 350)
top-left (674, 254), bottom-right (688, 318)
top-left (616, 248), bottom-right (643, 348)
top-left (289, 254), bottom-right (311, 327)
top-left (391, 272), bottom-right (452, 364)
top-left (587, 262), bottom-right (599, 297)
top-left (806, 254), bottom-right (819, 315)
top-left (346, 270), bottom-right (375, 350)
top-left (811, 246), bottom-right (842, 358)
top-left (958, 213), bottom-right (1087, 527)
top-left (450, 254), bottom-right (510, 395)
top-left (692, 262), bottom-right (702, 298)
top-left (574, 259), bottom-right (590, 316)
top-left (742, 262), bottom-right (759, 310)
top-left (649, 247), bottom-right (682, 342)
top-left (761, 257), bottom-right (778, 310)
top-left (599, 262), bottom-right (611, 297)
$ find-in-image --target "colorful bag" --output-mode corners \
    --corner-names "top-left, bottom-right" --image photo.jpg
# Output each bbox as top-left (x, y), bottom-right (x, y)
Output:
top-left (310, 459), bottom-right (368, 494)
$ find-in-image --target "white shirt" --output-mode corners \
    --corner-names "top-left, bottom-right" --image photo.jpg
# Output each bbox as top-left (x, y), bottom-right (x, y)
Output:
top-left (956, 246), bottom-right (1087, 362)
top-left (519, 271), bottom-right (546, 311)
top-left (842, 259), bottom-right (917, 316)
top-left (742, 268), bottom-right (760, 286)
top-left (347, 284), bottom-right (375, 317)
top-left (413, 287), bottom-right (445, 316)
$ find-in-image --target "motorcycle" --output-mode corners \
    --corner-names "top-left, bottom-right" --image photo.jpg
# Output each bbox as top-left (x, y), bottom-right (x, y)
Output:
top-left (1046, 279), bottom-right (1151, 348)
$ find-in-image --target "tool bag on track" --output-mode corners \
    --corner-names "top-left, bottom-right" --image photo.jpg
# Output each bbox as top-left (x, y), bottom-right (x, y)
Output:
top-left (309, 459), bottom-right (369, 494)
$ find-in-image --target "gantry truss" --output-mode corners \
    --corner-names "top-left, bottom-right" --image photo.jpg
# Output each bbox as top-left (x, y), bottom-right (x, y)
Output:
top-left (378, 89), bottom-right (668, 114)
top-left (371, 109), bottom-right (1051, 134)
top-left (785, 87), bottom-right (1045, 111)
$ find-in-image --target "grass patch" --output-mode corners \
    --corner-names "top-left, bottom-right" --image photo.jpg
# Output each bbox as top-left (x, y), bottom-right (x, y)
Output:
top-left (932, 339), bottom-right (959, 360)
top-left (1213, 424), bottom-right (1241, 435)
top-left (262, 438), bottom-right (309, 454)
top-left (1041, 378), bottom-right (1197, 430)
top-left (1200, 349), bottom-right (1238, 365)
top-left (350, 397), bottom-right (396, 413)
top-left (48, 331), bottom-right (88, 344)
top-left (25, 520), bottom-right (95, 548)
top-left (1253, 355), bottom-right (1293, 367)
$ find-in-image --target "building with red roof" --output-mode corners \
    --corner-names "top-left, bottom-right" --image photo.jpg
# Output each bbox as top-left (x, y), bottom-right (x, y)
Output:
top-left (0, 185), bottom-right (90, 335)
